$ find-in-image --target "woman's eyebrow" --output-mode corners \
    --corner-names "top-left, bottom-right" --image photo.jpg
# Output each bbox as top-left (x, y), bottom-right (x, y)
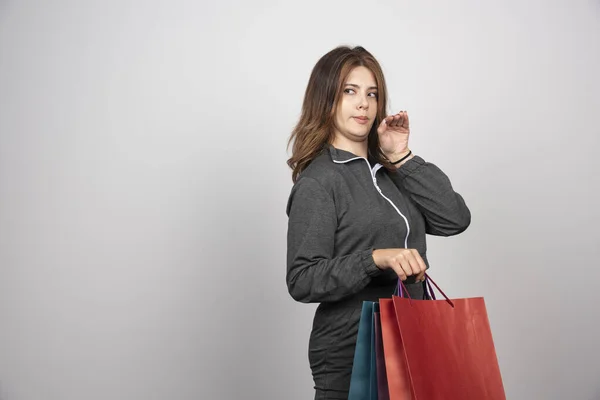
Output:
top-left (345, 83), bottom-right (378, 90)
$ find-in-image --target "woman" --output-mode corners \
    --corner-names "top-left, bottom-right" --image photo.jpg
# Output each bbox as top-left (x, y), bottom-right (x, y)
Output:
top-left (285, 45), bottom-right (471, 399)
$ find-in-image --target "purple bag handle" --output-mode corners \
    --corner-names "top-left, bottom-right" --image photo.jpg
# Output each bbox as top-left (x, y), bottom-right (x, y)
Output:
top-left (394, 278), bottom-right (409, 299)
top-left (396, 274), bottom-right (455, 308)
top-left (426, 277), bottom-right (436, 300)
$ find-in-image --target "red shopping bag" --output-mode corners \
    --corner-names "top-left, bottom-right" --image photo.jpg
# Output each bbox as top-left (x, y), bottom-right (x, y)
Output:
top-left (379, 298), bottom-right (412, 400)
top-left (390, 275), bottom-right (506, 400)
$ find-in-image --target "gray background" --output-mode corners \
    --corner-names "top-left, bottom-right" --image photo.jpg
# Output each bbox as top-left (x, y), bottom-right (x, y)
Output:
top-left (1, 0), bottom-right (599, 399)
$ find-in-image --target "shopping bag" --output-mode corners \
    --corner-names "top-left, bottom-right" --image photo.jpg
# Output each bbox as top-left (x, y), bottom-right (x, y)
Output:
top-left (391, 275), bottom-right (506, 399)
top-left (369, 303), bottom-right (378, 399)
top-left (373, 304), bottom-right (390, 400)
top-left (348, 301), bottom-right (378, 400)
top-left (379, 298), bottom-right (413, 400)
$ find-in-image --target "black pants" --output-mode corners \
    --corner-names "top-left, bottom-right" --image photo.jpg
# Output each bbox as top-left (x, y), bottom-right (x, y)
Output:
top-left (310, 281), bottom-right (430, 400)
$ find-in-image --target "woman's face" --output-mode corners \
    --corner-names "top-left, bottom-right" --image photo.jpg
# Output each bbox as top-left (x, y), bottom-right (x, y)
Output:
top-left (332, 66), bottom-right (378, 147)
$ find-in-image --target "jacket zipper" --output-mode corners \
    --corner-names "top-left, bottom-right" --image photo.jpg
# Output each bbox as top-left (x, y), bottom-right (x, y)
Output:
top-left (333, 157), bottom-right (410, 248)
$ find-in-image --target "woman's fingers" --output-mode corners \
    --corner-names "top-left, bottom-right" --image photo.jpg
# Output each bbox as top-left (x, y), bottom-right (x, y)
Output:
top-left (410, 249), bottom-right (427, 282)
top-left (394, 253), bottom-right (416, 279)
top-left (376, 248), bottom-right (426, 281)
top-left (393, 249), bottom-right (427, 281)
top-left (410, 249), bottom-right (427, 273)
top-left (392, 260), bottom-right (407, 281)
top-left (388, 111), bottom-right (409, 128)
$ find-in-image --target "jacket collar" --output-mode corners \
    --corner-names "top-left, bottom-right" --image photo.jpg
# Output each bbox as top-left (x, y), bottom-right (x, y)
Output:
top-left (328, 144), bottom-right (366, 163)
top-left (327, 145), bottom-right (380, 166)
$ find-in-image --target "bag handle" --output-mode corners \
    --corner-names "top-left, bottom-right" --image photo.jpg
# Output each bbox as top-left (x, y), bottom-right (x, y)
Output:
top-left (394, 278), bottom-right (409, 299)
top-left (425, 274), bottom-right (455, 308)
top-left (395, 274), bottom-right (455, 308)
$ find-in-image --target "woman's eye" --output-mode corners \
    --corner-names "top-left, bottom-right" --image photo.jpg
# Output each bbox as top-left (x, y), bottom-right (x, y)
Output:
top-left (344, 88), bottom-right (377, 98)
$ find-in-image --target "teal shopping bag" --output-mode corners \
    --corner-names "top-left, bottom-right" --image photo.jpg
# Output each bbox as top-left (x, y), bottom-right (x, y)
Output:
top-left (348, 301), bottom-right (378, 400)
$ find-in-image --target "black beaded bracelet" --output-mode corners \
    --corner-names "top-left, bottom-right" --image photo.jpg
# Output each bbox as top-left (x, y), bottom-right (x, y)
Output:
top-left (392, 150), bottom-right (412, 165)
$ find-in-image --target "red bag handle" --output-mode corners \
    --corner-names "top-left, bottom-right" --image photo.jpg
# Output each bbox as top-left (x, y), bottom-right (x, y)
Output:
top-left (425, 274), bottom-right (455, 308)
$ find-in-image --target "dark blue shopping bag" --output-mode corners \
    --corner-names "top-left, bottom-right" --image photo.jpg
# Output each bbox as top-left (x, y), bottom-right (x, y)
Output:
top-left (348, 301), bottom-right (378, 400)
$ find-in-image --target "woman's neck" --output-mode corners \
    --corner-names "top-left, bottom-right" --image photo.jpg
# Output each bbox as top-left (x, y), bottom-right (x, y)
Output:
top-left (331, 137), bottom-right (368, 158)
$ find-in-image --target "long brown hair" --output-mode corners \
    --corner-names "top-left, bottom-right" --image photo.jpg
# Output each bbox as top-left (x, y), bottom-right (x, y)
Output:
top-left (287, 45), bottom-right (393, 183)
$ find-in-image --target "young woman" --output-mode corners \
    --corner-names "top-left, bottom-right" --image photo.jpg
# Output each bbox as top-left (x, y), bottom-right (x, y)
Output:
top-left (285, 45), bottom-right (471, 399)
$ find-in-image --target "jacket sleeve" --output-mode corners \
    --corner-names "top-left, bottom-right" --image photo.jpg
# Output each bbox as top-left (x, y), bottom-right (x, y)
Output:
top-left (389, 156), bottom-right (471, 236)
top-left (285, 177), bottom-right (381, 303)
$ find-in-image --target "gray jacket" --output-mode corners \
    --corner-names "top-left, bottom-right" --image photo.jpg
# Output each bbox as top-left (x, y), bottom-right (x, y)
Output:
top-left (286, 145), bottom-right (471, 304)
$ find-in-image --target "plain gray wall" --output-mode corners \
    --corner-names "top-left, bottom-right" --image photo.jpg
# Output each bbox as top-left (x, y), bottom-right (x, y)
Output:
top-left (1, 0), bottom-right (599, 399)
